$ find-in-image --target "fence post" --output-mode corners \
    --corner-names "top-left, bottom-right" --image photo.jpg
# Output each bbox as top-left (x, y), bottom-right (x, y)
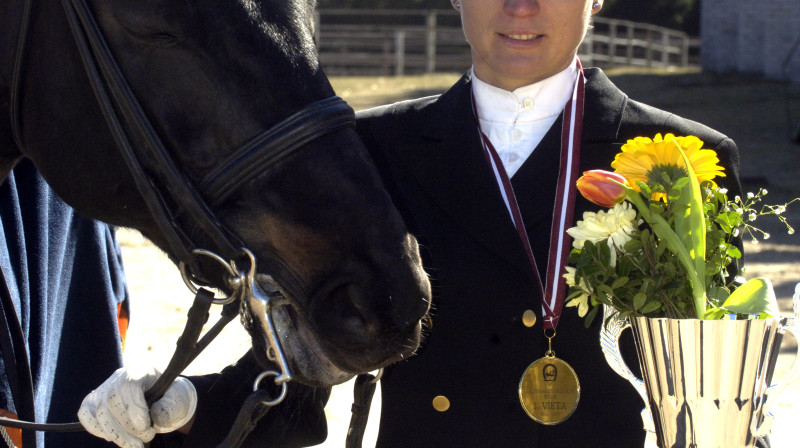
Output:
top-left (626, 23), bottom-right (634, 65)
top-left (682, 36), bottom-right (689, 67)
top-left (609, 20), bottom-right (617, 65)
top-left (661, 31), bottom-right (669, 66)
top-left (395, 31), bottom-right (406, 77)
top-left (426, 10), bottom-right (437, 73)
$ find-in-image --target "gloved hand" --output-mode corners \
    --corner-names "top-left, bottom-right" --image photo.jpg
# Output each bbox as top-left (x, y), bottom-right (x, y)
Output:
top-left (78, 366), bottom-right (197, 448)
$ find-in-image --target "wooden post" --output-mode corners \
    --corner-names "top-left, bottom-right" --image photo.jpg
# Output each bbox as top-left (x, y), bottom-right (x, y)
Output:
top-left (626, 24), bottom-right (634, 65)
top-left (426, 10), bottom-right (437, 73)
top-left (661, 31), bottom-right (669, 66)
top-left (609, 21), bottom-right (617, 65)
top-left (681, 36), bottom-right (689, 67)
top-left (395, 31), bottom-right (406, 77)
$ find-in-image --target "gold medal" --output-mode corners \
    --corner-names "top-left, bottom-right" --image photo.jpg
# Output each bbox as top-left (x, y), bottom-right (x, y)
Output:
top-left (518, 355), bottom-right (580, 425)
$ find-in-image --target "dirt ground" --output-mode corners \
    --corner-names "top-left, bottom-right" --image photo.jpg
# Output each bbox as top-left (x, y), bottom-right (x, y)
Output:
top-left (120, 70), bottom-right (800, 447)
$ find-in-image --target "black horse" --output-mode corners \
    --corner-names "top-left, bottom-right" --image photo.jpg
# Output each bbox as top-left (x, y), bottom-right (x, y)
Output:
top-left (0, 0), bottom-right (431, 391)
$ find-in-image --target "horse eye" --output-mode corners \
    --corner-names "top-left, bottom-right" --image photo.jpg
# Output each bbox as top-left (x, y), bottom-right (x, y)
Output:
top-left (119, 23), bottom-right (182, 47)
top-left (150, 32), bottom-right (181, 46)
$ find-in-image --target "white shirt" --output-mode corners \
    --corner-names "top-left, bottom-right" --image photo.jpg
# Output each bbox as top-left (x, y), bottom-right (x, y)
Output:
top-left (472, 60), bottom-right (578, 178)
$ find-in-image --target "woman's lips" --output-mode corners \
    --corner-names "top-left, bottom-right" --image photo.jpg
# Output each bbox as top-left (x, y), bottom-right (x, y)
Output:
top-left (502, 33), bottom-right (542, 41)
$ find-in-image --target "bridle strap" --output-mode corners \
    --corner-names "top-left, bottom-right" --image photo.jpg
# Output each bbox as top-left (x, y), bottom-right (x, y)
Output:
top-left (57, 0), bottom-right (242, 264)
top-left (345, 372), bottom-right (381, 448)
top-left (200, 96), bottom-right (355, 209)
top-left (7, 0), bottom-right (361, 442)
top-left (9, 0), bottom-right (32, 153)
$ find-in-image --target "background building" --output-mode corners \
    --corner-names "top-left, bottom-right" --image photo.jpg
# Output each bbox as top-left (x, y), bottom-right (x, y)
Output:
top-left (702, 0), bottom-right (800, 83)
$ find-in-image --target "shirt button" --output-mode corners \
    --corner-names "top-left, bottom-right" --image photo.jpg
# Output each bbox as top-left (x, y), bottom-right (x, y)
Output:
top-left (508, 153), bottom-right (520, 163)
top-left (512, 129), bottom-right (522, 141)
top-left (522, 98), bottom-right (534, 110)
top-left (432, 395), bottom-right (450, 412)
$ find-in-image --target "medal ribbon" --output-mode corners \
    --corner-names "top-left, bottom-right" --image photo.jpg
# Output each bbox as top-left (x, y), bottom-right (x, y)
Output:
top-left (472, 60), bottom-right (585, 332)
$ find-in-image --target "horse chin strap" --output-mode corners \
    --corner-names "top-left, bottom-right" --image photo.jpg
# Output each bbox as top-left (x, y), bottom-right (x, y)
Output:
top-left (180, 248), bottom-right (381, 448)
top-left (179, 248), bottom-right (294, 389)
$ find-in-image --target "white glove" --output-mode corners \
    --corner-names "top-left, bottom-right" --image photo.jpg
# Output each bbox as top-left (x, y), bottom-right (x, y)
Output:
top-left (78, 366), bottom-right (198, 448)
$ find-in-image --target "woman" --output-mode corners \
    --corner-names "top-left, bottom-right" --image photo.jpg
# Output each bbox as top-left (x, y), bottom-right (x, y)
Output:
top-left (354, 0), bottom-right (747, 446)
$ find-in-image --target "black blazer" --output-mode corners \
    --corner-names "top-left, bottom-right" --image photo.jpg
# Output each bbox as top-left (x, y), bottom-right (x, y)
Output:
top-left (355, 68), bottom-right (742, 448)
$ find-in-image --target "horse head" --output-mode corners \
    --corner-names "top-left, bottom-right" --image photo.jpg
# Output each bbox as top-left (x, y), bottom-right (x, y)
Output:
top-left (0, 0), bottom-right (431, 387)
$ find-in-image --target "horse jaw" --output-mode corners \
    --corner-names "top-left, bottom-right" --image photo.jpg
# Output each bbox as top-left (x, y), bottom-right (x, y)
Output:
top-left (249, 275), bottom-right (424, 388)
top-left (268, 305), bottom-right (354, 386)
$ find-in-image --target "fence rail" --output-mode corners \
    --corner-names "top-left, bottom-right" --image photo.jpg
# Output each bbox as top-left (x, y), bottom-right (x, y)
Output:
top-left (315, 9), bottom-right (697, 76)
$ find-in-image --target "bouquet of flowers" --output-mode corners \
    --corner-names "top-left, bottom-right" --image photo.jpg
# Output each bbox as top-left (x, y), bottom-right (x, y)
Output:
top-left (564, 133), bottom-right (797, 324)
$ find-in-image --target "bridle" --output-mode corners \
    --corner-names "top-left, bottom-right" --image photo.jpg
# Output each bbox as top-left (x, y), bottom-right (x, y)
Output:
top-left (3, 0), bottom-right (378, 446)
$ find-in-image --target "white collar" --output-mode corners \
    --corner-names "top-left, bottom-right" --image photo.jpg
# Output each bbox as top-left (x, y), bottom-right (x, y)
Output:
top-left (472, 59), bottom-right (578, 125)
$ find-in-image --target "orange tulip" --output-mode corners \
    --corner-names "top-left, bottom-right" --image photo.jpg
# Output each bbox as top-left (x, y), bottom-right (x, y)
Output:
top-left (576, 170), bottom-right (629, 207)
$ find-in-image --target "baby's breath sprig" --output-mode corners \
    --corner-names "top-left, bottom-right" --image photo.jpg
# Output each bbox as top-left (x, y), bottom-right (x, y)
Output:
top-left (733, 189), bottom-right (799, 244)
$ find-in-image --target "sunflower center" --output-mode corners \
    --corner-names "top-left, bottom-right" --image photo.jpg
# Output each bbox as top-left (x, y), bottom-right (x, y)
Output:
top-left (645, 163), bottom-right (688, 190)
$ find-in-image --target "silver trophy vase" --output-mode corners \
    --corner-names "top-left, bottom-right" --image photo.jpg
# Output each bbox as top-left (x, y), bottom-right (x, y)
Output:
top-left (600, 283), bottom-right (800, 448)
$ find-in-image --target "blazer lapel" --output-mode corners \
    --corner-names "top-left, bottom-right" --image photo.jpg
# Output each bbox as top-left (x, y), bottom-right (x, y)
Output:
top-left (383, 69), bottom-right (631, 279)
top-left (391, 75), bottom-right (533, 276)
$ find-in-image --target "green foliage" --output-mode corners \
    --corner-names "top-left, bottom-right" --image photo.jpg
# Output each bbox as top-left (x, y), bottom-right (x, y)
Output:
top-left (567, 175), bottom-right (796, 323)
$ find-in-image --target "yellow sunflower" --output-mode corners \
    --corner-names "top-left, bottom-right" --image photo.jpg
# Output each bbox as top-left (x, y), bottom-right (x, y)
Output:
top-left (610, 133), bottom-right (725, 198)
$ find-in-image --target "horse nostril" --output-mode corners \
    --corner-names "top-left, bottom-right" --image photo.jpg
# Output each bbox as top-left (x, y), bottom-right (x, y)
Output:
top-left (321, 283), bottom-right (383, 342)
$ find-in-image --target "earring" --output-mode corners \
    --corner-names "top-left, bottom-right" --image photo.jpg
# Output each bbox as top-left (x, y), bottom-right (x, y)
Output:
top-left (592, 1), bottom-right (600, 9)
top-left (456, 2), bottom-right (461, 8)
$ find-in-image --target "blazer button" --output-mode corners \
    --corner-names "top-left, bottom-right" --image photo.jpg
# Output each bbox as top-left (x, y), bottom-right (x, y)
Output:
top-left (432, 395), bottom-right (450, 412)
top-left (522, 309), bottom-right (537, 327)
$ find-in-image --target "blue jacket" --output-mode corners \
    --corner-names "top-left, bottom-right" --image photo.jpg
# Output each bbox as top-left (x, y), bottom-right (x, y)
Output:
top-left (0, 159), bottom-right (128, 448)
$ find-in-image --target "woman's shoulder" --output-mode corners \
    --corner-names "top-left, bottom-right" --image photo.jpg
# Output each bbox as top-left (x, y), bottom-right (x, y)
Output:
top-left (620, 97), bottom-right (733, 149)
top-left (585, 67), bottom-right (732, 148)
top-left (356, 94), bottom-right (441, 125)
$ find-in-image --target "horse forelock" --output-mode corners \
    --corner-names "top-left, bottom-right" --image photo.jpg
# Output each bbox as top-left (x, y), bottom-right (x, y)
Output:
top-left (235, 0), bottom-right (318, 72)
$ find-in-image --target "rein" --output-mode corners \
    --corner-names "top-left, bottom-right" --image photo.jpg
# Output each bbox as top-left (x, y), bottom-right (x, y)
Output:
top-left (4, 0), bottom-right (380, 445)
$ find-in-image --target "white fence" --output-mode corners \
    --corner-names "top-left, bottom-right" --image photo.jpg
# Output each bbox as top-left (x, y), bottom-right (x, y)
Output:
top-left (315, 9), bottom-right (697, 76)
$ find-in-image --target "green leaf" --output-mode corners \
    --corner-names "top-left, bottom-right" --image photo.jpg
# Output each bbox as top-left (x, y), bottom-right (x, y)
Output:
top-left (727, 246), bottom-right (742, 258)
top-left (702, 307), bottom-right (728, 320)
top-left (633, 292), bottom-right (647, 311)
top-left (611, 276), bottom-right (629, 289)
top-left (721, 277), bottom-right (779, 318)
top-left (641, 301), bottom-right (662, 314)
top-left (672, 142), bottom-right (707, 317)
top-left (584, 306), bottom-right (599, 327)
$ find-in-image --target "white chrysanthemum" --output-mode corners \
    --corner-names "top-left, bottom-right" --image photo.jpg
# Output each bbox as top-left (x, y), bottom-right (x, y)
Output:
top-left (563, 266), bottom-right (590, 317)
top-left (566, 202), bottom-right (638, 266)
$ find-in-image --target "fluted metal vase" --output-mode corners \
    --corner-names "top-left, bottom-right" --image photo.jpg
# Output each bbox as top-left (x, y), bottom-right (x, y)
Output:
top-left (600, 285), bottom-right (800, 448)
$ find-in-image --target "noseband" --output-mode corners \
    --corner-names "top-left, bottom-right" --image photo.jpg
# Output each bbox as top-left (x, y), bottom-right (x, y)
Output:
top-left (6, 0), bottom-right (360, 442)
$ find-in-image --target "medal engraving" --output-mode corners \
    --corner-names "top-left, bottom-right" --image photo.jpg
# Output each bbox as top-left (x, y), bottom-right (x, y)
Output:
top-left (519, 356), bottom-right (580, 425)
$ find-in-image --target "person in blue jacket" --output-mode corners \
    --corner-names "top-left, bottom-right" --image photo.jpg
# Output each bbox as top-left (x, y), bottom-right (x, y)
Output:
top-left (0, 158), bottom-right (130, 448)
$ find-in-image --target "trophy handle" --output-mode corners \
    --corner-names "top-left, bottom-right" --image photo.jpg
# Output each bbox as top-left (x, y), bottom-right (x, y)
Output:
top-left (599, 305), bottom-right (655, 434)
top-left (753, 282), bottom-right (800, 438)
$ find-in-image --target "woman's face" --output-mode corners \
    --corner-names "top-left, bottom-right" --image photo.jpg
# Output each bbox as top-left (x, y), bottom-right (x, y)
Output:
top-left (454, 0), bottom-right (601, 91)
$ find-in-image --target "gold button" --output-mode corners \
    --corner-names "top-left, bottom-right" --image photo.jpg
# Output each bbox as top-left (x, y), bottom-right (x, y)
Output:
top-left (522, 309), bottom-right (537, 327)
top-left (432, 395), bottom-right (450, 412)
